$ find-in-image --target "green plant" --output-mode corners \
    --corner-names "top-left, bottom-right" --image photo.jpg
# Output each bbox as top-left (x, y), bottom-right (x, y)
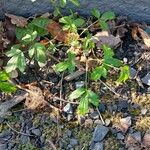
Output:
top-left (59, 15), bottom-right (85, 33)
top-left (69, 88), bottom-right (99, 115)
top-left (5, 17), bottom-right (50, 73)
top-left (91, 8), bottom-right (115, 30)
top-left (54, 51), bottom-right (76, 73)
top-left (0, 71), bottom-right (16, 93)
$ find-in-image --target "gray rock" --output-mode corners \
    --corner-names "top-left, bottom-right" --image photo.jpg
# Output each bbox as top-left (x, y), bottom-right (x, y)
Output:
top-left (105, 119), bottom-right (111, 126)
top-left (141, 108), bottom-right (148, 115)
top-left (94, 119), bottom-right (103, 125)
top-left (1, 0), bottom-right (150, 23)
top-left (93, 142), bottom-right (104, 150)
top-left (92, 125), bottom-right (109, 142)
top-left (141, 73), bottom-right (150, 86)
top-left (98, 103), bottom-right (106, 113)
top-left (20, 135), bottom-right (30, 144)
top-left (130, 132), bottom-right (142, 142)
top-left (31, 128), bottom-right (42, 136)
top-left (0, 144), bottom-right (7, 150)
top-left (0, 117), bottom-right (4, 124)
top-left (118, 100), bottom-right (128, 111)
top-left (84, 119), bottom-right (93, 127)
top-left (63, 103), bottom-right (73, 114)
top-left (90, 111), bottom-right (99, 119)
top-left (117, 132), bottom-right (125, 140)
top-left (75, 81), bottom-right (85, 88)
top-left (130, 67), bottom-right (137, 79)
top-left (69, 138), bottom-right (78, 147)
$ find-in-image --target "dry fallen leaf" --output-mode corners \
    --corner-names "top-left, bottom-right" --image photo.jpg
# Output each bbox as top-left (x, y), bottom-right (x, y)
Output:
top-left (138, 27), bottom-right (150, 48)
top-left (92, 31), bottom-right (121, 48)
top-left (25, 84), bottom-right (48, 109)
top-left (5, 13), bottom-right (28, 27)
top-left (47, 21), bottom-right (68, 43)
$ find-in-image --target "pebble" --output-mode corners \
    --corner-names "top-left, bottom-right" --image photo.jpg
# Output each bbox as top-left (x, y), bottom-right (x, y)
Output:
top-left (0, 144), bottom-right (7, 150)
top-left (93, 142), bottom-right (104, 150)
top-left (130, 67), bottom-right (137, 79)
top-left (105, 119), bottom-right (111, 126)
top-left (63, 103), bottom-right (73, 114)
top-left (143, 130), bottom-right (150, 146)
top-left (141, 73), bottom-right (150, 86)
top-left (90, 111), bottom-right (99, 119)
top-left (118, 100), bottom-right (128, 112)
top-left (69, 138), bottom-right (78, 147)
top-left (130, 132), bottom-right (141, 143)
top-left (31, 128), bottom-right (42, 136)
top-left (0, 117), bottom-right (4, 124)
top-left (117, 132), bottom-right (125, 140)
top-left (20, 135), bottom-right (30, 144)
top-left (92, 125), bottom-right (109, 142)
top-left (84, 119), bottom-right (93, 128)
top-left (98, 103), bottom-right (106, 113)
top-left (141, 108), bottom-right (148, 115)
top-left (94, 119), bottom-right (103, 125)
top-left (75, 81), bottom-right (85, 88)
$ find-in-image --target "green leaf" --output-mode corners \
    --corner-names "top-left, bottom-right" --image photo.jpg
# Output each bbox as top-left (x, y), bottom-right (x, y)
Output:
top-left (0, 82), bottom-right (16, 93)
top-left (104, 57), bottom-right (123, 68)
top-left (67, 52), bottom-right (76, 73)
top-left (70, 0), bottom-right (80, 6)
top-left (16, 27), bottom-right (34, 41)
top-left (87, 90), bottom-right (99, 107)
top-left (22, 31), bottom-right (37, 43)
top-left (91, 8), bottom-right (101, 19)
top-left (102, 44), bottom-right (114, 58)
top-left (117, 65), bottom-right (130, 83)
top-left (99, 20), bottom-right (109, 30)
top-left (69, 88), bottom-right (86, 100)
top-left (78, 94), bottom-right (89, 115)
top-left (55, 62), bottom-right (69, 72)
top-left (28, 17), bottom-right (50, 36)
top-left (29, 43), bottom-right (47, 67)
top-left (101, 11), bottom-right (115, 21)
top-left (73, 18), bottom-right (85, 27)
top-left (91, 66), bottom-right (107, 81)
top-left (0, 71), bottom-right (9, 81)
top-left (6, 47), bottom-right (26, 73)
top-left (59, 16), bottom-right (71, 24)
top-left (60, 0), bottom-right (67, 7)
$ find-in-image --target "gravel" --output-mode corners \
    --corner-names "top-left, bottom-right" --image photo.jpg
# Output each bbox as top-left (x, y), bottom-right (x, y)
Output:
top-left (141, 72), bottom-right (150, 86)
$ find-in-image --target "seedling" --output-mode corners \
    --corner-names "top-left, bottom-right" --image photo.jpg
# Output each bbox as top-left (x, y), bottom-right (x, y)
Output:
top-left (91, 8), bottom-right (115, 30)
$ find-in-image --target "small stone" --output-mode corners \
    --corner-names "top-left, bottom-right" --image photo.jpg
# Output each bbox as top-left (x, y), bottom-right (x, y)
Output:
top-left (75, 81), bottom-right (85, 88)
top-left (10, 70), bottom-right (18, 78)
top-left (130, 67), bottom-right (137, 79)
top-left (94, 119), bottom-right (103, 125)
top-left (65, 130), bottom-right (72, 137)
top-left (63, 103), bottom-right (73, 114)
top-left (118, 100), bottom-right (128, 111)
top-left (105, 119), bottom-right (111, 126)
top-left (98, 103), bottom-right (106, 112)
top-left (141, 108), bottom-right (148, 115)
top-left (93, 142), bottom-right (104, 150)
top-left (69, 138), bottom-right (78, 147)
top-left (90, 111), bottom-right (99, 119)
top-left (0, 144), bottom-right (7, 150)
top-left (123, 57), bottom-right (128, 63)
top-left (92, 125), bottom-right (109, 142)
top-left (130, 132), bottom-right (141, 143)
top-left (31, 128), bottom-right (42, 136)
top-left (20, 135), bottom-right (30, 144)
top-left (117, 132), bottom-right (125, 140)
top-left (120, 116), bottom-right (132, 132)
top-left (143, 130), bottom-right (150, 147)
top-left (84, 119), bottom-right (93, 128)
top-left (141, 73), bottom-right (150, 86)
top-left (0, 117), bottom-right (4, 123)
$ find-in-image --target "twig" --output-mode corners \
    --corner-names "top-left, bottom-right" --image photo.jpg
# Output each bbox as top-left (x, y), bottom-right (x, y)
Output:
top-left (5, 121), bottom-right (34, 137)
top-left (59, 72), bottom-right (64, 107)
top-left (96, 108), bottom-right (105, 125)
top-left (46, 139), bottom-right (57, 150)
top-left (80, 20), bottom-right (98, 36)
top-left (53, 96), bottom-right (79, 104)
top-left (99, 80), bottom-right (128, 100)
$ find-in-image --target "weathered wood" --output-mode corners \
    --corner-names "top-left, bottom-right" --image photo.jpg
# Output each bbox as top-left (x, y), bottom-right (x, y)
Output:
top-left (1, 0), bottom-right (150, 22)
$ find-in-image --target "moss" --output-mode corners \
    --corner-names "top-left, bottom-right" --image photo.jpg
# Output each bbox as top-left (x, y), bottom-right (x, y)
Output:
top-left (135, 117), bottom-right (150, 132)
